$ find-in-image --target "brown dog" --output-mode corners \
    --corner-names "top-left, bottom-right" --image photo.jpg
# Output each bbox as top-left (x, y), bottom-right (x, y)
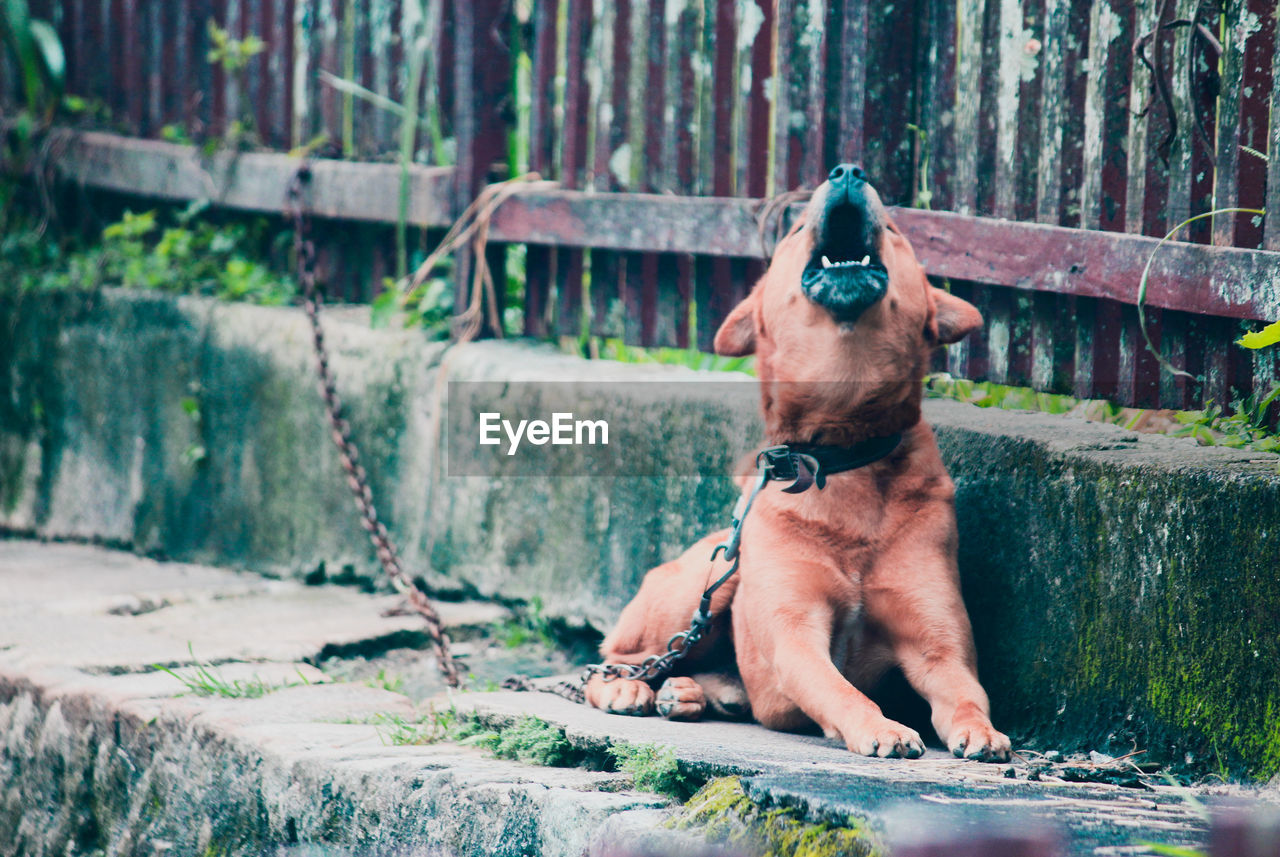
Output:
top-left (585, 165), bottom-right (1011, 762)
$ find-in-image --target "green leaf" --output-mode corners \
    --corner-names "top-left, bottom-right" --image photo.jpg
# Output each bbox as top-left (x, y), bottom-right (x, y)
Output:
top-left (369, 288), bottom-right (400, 329)
top-left (27, 19), bottom-right (64, 91)
top-left (1238, 319), bottom-right (1280, 350)
top-left (1138, 843), bottom-right (1204, 857)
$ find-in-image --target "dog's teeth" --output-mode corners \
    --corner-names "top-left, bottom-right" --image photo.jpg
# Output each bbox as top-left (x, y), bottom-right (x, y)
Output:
top-left (860, 255), bottom-right (871, 266)
top-left (822, 255), bottom-right (834, 269)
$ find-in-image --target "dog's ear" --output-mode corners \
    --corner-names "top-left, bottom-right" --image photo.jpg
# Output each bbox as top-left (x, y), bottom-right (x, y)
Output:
top-left (714, 290), bottom-right (759, 356)
top-left (928, 286), bottom-right (983, 345)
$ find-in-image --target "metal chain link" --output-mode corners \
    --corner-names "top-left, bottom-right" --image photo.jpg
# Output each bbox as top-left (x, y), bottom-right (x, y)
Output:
top-left (286, 164), bottom-right (463, 689)
top-left (575, 443), bottom-right (836, 690)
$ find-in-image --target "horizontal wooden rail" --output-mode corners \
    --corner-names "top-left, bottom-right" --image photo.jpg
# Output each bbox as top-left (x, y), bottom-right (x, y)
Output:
top-left (52, 131), bottom-right (1280, 323)
top-left (56, 131), bottom-right (456, 227)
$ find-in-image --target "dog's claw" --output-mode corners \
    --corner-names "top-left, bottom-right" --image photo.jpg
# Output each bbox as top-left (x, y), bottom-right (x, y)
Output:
top-left (846, 718), bottom-right (924, 759)
top-left (948, 723), bottom-right (1012, 762)
top-left (586, 677), bottom-right (657, 717)
top-left (656, 676), bottom-right (707, 721)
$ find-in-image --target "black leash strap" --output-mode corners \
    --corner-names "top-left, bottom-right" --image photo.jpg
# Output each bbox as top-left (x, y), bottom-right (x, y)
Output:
top-left (579, 432), bottom-right (903, 688)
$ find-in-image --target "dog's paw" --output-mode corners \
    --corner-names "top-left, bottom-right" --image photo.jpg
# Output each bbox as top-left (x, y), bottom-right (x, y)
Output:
top-left (843, 717), bottom-right (925, 759)
top-left (948, 722), bottom-right (1011, 762)
top-left (584, 677), bottom-right (656, 717)
top-left (656, 676), bottom-right (707, 721)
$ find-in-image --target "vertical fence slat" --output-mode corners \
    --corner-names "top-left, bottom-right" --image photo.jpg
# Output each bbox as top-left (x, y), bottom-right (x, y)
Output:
top-left (253, 0), bottom-right (273, 145)
top-left (1158, 310), bottom-right (1189, 408)
top-left (772, 0), bottom-right (801, 191)
top-left (744, 0), bottom-right (773, 200)
top-left (553, 0), bottom-right (592, 337)
top-left (952, 0), bottom-right (983, 214)
top-left (452, 0), bottom-right (512, 334)
top-left (86, 0), bottom-right (109, 109)
top-left (1034, 0), bottom-right (1065, 224)
top-left (1098, 0), bottom-right (1133, 234)
top-left (1080, 0), bottom-right (1121, 230)
top-left (291, 0), bottom-right (310, 148)
top-left (836, 0), bottom-right (868, 168)
top-left (1232, 0), bottom-right (1273, 250)
top-left (143, 0), bottom-right (160, 134)
top-left (632, 0), bottom-right (665, 347)
top-left (1071, 295), bottom-right (1095, 398)
top-left (1053, 0), bottom-right (1091, 225)
top-left (667, 0), bottom-right (701, 347)
top-left (918, 0), bottom-right (956, 212)
top-left (119, 0), bottom-right (143, 133)
top-left (1124, 0), bottom-right (1159, 236)
top-left (1264, 4), bottom-right (1280, 251)
top-left (587, 0), bottom-right (627, 340)
top-left (991, 0), bottom-right (1022, 219)
top-left (1119, 304), bottom-right (1161, 408)
top-left (523, 0), bottom-right (559, 340)
top-left (1187, 3), bottom-right (1219, 246)
top-left (244, 0), bottom-right (263, 141)
top-left (799, 0), bottom-right (825, 187)
top-left (1211, 0), bottom-right (1247, 246)
top-left (318, 0), bottom-right (341, 149)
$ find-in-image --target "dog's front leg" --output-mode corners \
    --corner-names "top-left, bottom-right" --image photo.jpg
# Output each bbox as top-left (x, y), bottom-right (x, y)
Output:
top-left (867, 542), bottom-right (1011, 761)
top-left (737, 592), bottom-right (924, 758)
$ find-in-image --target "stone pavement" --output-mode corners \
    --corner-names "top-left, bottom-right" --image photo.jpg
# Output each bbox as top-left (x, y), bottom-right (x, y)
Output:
top-left (2, 540), bottom-right (1275, 857)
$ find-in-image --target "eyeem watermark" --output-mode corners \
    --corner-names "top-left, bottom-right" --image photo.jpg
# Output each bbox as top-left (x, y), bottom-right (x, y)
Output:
top-left (447, 381), bottom-right (761, 476)
top-left (479, 412), bottom-right (610, 456)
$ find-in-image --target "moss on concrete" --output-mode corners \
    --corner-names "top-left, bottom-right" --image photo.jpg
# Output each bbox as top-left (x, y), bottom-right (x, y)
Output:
top-left (669, 777), bottom-right (882, 857)
top-left (937, 419), bottom-right (1280, 781)
top-left (608, 742), bottom-right (700, 801)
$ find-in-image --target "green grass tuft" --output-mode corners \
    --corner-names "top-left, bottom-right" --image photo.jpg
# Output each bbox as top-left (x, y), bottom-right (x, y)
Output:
top-left (609, 742), bottom-right (700, 801)
top-left (152, 644), bottom-right (312, 699)
top-left (365, 669), bottom-right (405, 694)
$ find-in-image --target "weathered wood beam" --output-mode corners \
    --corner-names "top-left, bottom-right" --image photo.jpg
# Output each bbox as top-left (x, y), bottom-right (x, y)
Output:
top-left (485, 189), bottom-right (1280, 323)
top-left (51, 130), bottom-right (1280, 323)
top-left (54, 130), bottom-right (456, 226)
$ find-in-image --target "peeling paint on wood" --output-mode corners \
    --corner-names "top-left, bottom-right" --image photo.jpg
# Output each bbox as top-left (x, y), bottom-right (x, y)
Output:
top-left (1080, 0), bottom-right (1119, 229)
top-left (954, 0), bottom-right (984, 215)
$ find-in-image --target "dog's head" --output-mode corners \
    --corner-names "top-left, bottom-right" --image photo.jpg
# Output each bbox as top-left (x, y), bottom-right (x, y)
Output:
top-left (715, 164), bottom-right (982, 442)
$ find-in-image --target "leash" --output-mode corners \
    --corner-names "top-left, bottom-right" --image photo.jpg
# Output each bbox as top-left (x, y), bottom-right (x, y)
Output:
top-left (287, 163), bottom-right (469, 688)
top-left (573, 434), bottom-right (903, 693)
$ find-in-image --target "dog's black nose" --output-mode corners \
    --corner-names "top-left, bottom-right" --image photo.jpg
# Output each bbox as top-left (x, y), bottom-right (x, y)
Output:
top-left (828, 164), bottom-right (867, 185)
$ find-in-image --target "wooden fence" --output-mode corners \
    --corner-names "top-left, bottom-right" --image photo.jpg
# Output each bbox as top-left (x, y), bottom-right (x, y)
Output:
top-left (7, 0), bottom-right (1280, 412)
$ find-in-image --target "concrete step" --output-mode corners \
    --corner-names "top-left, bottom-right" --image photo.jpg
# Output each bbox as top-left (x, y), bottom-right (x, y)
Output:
top-left (4, 541), bottom-right (1277, 857)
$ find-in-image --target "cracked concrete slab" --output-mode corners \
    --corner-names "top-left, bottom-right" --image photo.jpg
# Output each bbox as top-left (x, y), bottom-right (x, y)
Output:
top-left (6, 540), bottom-right (1275, 857)
top-left (456, 690), bottom-right (1257, 856)
top-left (0, 540), bottom-right (669, 857)
top-left (0, 541), bottom-right (506, 672)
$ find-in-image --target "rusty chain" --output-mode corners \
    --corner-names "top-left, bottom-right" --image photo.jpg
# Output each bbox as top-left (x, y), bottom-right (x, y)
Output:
top-left (285, 163), bottom-right (463, 689)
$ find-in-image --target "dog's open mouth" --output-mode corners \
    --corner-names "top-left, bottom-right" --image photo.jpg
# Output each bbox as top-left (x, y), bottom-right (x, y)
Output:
top-left (801, 194), bottom-right (889, 323)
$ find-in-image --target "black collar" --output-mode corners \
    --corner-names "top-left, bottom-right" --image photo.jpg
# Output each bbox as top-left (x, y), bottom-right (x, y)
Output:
top-left (757, 432), bottom-right (903, 494)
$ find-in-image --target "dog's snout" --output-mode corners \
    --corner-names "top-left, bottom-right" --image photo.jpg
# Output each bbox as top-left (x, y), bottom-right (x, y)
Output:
top-left (828, 164), bottom-right (867, 187)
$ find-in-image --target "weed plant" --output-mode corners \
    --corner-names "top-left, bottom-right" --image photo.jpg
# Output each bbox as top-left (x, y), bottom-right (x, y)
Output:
top-left (152, 644), bottom-right (312, 699)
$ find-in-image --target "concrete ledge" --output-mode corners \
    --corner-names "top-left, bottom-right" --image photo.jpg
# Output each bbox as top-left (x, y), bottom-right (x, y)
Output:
top-left (2, 290), bottom-right (1279, 778)
top-left (5, 542), bottom-right (1271, 857)
top-left (0, 544), bottom-right (668, 857)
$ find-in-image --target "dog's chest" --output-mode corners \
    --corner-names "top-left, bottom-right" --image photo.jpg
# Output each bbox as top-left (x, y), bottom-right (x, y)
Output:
top-left (829, 605), bottom-right (894, 685)
top-left (828, 607), bottom-right (865, 672)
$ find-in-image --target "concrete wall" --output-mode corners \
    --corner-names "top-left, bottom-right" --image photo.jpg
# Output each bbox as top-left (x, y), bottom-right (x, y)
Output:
top-left (2, 289), bottom-right (1279, 779)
